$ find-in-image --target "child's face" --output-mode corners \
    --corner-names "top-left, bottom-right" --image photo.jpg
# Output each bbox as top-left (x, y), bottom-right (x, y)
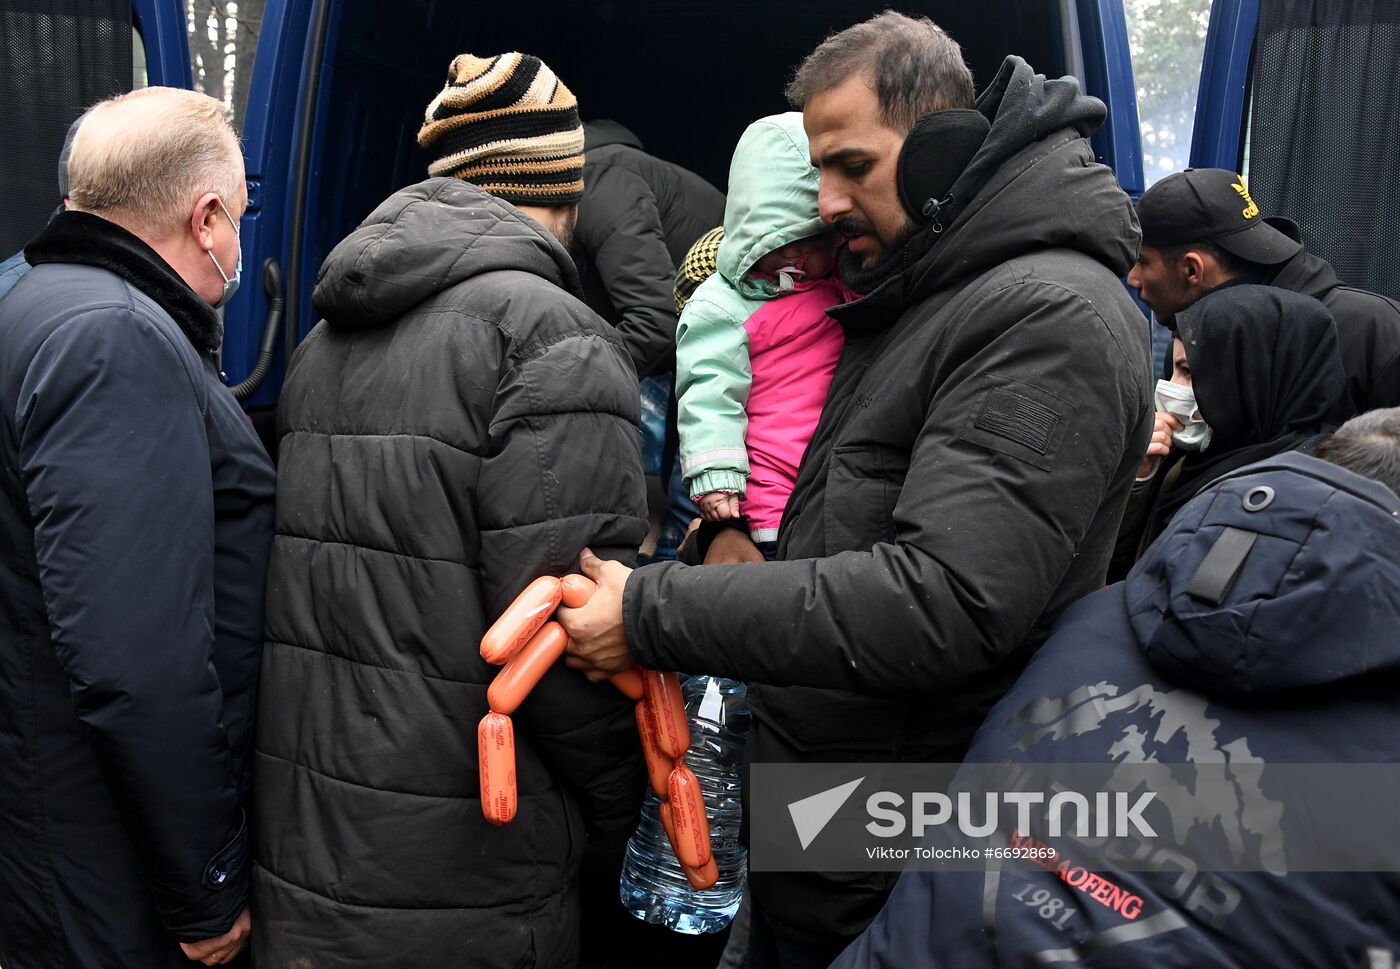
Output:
top-left (753, 232), bottom-right (837, 280)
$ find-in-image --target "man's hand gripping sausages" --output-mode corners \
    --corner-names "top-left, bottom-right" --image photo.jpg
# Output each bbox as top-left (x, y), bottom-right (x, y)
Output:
top-left (557, 548), bottom-right (637, 681)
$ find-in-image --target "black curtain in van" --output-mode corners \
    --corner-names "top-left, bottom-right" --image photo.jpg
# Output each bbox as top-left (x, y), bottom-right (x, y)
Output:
top-left (1248, 0), bottom-right (1400, 300)
top-left (0, 0), bottom-right (131, 257)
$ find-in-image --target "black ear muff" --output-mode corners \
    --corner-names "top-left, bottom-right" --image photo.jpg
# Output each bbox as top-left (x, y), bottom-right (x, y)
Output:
top-left (897, 108), bottom-right (991, 227)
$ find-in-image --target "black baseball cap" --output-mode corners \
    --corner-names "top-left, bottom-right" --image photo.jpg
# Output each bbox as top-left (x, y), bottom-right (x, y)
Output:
top-left (1136, 168), bottom-right (1302, 265)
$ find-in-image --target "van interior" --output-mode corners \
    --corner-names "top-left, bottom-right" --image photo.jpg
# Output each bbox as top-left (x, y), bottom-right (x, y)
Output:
top-left (304, 0), bottom-right (1075, 311)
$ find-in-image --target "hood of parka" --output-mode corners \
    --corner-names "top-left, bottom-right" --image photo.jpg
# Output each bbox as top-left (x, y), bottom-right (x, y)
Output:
top-left (834, 56), bottom-right (1140, 328)
top-left (715, 112), bottom-right (829, 301)
top-left (312, 177), bottom-right (582, 330)
top-left (584, 119), bottom-right (644, 152)
top-left (1269, 248), bottom-right (1344, 301)
top-left (1259, 216), bottom-right (1344, 299)
top-left (1125, 451), bottom-right (1400, 696)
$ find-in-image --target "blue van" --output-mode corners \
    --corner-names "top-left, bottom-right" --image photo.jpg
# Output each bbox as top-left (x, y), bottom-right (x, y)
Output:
top-left (1, 0), bottom-right (1392, 418)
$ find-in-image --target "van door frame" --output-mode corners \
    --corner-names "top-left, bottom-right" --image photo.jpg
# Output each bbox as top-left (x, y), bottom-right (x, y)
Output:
top-left (216, 0), bottom-right (332, 408)
top-left (1188, 0), bottom-right (1259, 170)
top-left (1075, 0), bottom-right (1146, 199)
top-left (131, 0), bottom-right (192, 87)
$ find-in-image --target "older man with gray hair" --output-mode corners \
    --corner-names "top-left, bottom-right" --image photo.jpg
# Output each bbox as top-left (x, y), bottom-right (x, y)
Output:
top-left (0, 87), bottom-right (273, 967)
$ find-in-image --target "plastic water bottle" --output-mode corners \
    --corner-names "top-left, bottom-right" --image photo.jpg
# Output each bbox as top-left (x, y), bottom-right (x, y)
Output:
top-left (638, 375), bottom-right (669, 478)
top-left (619, 675), bottom-right (750, 934)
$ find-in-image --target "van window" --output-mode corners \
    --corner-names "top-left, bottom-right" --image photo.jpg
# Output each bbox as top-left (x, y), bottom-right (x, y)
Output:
top-left (185, 0), bottom-right (265, 130)
top-left (1125, 0), bottom-right (1212, 187)
top-left (133, 22), bottom-right (148, 89)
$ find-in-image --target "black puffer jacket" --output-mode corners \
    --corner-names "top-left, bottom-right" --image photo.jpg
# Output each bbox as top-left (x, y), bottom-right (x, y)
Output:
top-left (622, 57), bottom-right (1152, 948)
top-left (254, 178), bottom-right (648, 969)
top-left (1265, 240), bottom-right (1400, 423)
top-left (576, 121), bottom-right (725, 376)
top-left (0, 213), bottom-right (274, 969)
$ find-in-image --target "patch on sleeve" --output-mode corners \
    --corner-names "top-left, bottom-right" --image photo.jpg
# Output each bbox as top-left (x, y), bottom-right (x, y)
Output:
top-left (974, 387), bottom-right (1060, 454)
top-left (959, 378), bottom-right (1075, 471)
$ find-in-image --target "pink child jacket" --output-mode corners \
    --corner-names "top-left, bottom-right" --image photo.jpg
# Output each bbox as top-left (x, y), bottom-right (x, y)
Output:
top-left (740, 277), bottom-right (852, 539)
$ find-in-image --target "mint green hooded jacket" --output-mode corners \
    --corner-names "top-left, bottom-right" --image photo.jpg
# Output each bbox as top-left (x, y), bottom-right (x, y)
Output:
top-left (675, 112), bottom-right (848, 531)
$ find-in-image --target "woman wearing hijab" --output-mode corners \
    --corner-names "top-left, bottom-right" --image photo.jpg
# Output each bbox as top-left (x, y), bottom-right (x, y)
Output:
top-left (1108, 283), bottom-right (1344, 580)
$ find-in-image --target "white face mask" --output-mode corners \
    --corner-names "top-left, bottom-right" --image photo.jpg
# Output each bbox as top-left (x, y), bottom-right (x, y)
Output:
top-left (207, 197), bottom-right (242, 310)
top-left (1154, 379), bottom-right (1213, 452)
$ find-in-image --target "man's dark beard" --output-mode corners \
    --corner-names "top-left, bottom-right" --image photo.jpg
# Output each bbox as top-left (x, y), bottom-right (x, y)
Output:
top-left (835, 217), bottom-right (920, 293)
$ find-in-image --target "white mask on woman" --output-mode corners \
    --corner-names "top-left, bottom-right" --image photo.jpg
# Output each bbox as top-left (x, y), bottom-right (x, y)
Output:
top-left (1154, 379), bottom-right (1213, 452)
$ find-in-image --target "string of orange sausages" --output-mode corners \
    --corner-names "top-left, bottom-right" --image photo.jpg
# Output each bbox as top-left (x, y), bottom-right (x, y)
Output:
top-left (476, 574), bottom-right (718, 890)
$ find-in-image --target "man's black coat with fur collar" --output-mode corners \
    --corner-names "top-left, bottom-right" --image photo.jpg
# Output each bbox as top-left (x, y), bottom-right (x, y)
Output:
top-left (0, 212), bottom-right (274, 968)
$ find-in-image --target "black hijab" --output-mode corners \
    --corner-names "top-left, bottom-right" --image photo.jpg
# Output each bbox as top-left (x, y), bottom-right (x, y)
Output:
top-left (1156, 284), bottom-right (1344, 524)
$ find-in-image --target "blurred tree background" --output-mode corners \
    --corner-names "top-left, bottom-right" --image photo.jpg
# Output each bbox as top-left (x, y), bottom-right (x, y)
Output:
top-left (186, 0), bottom-right (266, 130)
top-left (1124, 0), bottom-right (1213, 186)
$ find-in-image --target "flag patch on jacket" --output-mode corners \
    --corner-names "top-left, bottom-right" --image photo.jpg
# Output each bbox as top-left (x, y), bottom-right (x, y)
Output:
top-left (974, 387), bottom-right (1060, 455)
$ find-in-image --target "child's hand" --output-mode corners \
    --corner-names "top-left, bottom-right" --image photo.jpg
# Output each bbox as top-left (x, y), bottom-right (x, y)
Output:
top-left (698, 492), bottom-right (741, 521)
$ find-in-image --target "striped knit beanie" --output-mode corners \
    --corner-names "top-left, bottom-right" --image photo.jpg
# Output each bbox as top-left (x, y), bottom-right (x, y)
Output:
top-left (674, 226), bottom-right (725, 313)
top-left (418, 52), bottom-right (584, 206)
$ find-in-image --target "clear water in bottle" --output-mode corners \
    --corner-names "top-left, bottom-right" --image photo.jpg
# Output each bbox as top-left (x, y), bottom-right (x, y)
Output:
top-left (619, 675), bottom-right (750, 934)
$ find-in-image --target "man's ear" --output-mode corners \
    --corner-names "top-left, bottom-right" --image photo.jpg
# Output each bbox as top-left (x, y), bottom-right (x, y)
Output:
top-left (190, 192), bottom-right (221, 252)
top-left (1181, 250), bottom-right (1208, 286)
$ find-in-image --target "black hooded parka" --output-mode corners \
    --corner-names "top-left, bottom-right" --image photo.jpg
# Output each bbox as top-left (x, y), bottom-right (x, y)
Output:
top-left (253, 179), bottom-right (648, 969)
top-left (620, 57), bottom-right (1154, 946)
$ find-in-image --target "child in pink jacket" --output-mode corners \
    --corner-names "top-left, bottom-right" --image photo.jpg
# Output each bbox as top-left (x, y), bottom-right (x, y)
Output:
top-left (675, 112), bottom-right (855, 556)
